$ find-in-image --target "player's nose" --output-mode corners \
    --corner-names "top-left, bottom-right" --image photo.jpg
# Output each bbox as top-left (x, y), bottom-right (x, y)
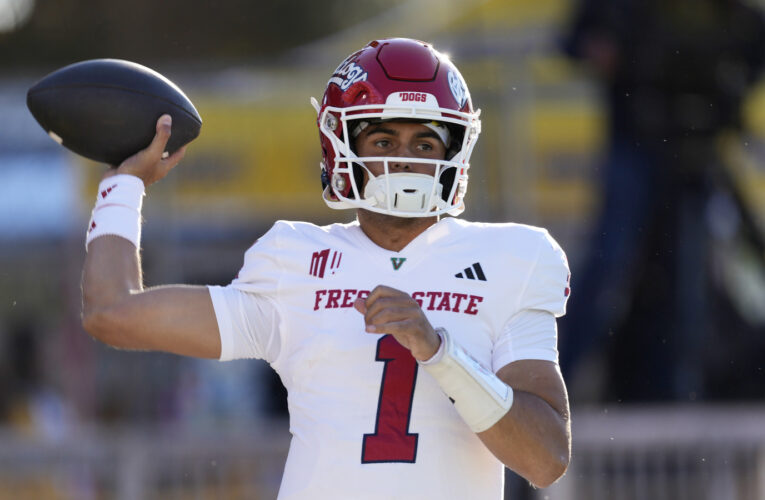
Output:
top-left (389, 143), bottom-right (415, 171)
top-left (389, 159), bottom-right (412, 171)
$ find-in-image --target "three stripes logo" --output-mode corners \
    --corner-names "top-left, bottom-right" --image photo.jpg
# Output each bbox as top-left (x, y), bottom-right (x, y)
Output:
top-left (310, 248), bottom-right (342, 278)
top-left (455, 262), bottom-right (486, 281)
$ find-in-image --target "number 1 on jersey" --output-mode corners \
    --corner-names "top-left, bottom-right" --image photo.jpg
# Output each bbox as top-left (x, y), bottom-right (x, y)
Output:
top-left (362, 335), bottom-right (419, 463)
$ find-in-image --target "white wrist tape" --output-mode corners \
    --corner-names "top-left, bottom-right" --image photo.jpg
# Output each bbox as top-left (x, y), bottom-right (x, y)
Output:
top-left (85, 175), bottom-right (145, 250)
top-left (420, 328), bottom-right (513, 432)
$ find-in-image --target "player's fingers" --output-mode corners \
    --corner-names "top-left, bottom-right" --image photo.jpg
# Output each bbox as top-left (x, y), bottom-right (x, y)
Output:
top-left (365, 303), bottom-right (412, 323)
top-left (364, 304), bottom-right (422, 333)
top-left (162, 145), bottom-right (186, 170)
top-left (362, 296), bottom-right (398, 325)
top-left (363, 293), bottom-right (417, 323)
top-left (145, 114), bottom-right (173, 159)
top-left (365, 285), bottom-right (402, 304)
top-left (353, 297), bottom-right (367, 314)
top-left (361, 286), bottom-right (422, 332)
top-left (363, 285), bottom-right (411, 313)
top-left (154, 146), bottom-right (186, 179)
top-left (365, 318), bottom-right (420, 336)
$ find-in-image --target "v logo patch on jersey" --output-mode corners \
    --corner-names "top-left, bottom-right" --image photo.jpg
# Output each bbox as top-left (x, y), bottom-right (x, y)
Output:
top-left (391, 257), bottom-right (407, 270)
top-left (455, 262), bottom-right (487, 281)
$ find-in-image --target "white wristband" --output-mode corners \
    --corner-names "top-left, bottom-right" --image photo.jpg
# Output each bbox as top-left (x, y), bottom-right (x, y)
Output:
top-left (85, 175), bottom-right (145, 250)
top-left (420, 328), bottom-right (513, 432)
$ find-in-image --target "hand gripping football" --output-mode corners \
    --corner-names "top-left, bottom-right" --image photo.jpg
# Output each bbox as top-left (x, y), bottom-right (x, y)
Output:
top-left (26, 59), bottom-right (202, 165)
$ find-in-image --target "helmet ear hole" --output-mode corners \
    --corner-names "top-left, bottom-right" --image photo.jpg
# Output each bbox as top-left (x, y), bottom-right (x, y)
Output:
top-left (321, 167), bottom-right (330, 190)
top-left (351, 164), bottom-right (365, 199)
top-left (439, 167), bottom-right (456, 203)
top-left (348, 120), bottom-right (362, 154)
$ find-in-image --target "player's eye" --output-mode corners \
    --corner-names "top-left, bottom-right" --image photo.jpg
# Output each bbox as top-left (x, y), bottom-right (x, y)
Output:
top-left (374, 139), bottom-right (393, 149)
top-left (417, 140), bottom-right (445, 157)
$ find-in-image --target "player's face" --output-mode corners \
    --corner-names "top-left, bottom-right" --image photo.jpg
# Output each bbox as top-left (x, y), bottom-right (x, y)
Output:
top-left (354, 121), bottom-right (447, 177)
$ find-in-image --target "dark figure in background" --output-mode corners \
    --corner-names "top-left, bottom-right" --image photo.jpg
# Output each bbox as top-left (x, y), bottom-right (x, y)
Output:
top-left (560, 0), bottom-right (765, 402)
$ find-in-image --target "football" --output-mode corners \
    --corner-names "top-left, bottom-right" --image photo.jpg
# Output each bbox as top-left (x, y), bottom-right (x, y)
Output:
top-left (26, 59), bottom-right (202, 165)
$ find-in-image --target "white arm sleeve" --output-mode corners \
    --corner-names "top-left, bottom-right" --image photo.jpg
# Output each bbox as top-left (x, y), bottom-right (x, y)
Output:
top-left (492, 309), bottom-right (559, 370)
top-left (208, 285), bottom-right (281, 363)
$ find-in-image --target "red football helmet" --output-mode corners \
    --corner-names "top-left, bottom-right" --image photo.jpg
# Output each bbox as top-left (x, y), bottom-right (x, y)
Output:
top-left (311, 38), bottom-right (481, 217)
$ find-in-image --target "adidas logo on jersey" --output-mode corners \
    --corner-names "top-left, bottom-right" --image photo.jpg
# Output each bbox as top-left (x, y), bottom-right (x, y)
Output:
top-left (455, 262), bottom-right (486, 281)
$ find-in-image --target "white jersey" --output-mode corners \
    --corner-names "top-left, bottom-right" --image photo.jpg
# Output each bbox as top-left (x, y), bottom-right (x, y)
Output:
top-left (208, 217), bottom-right (570, 500)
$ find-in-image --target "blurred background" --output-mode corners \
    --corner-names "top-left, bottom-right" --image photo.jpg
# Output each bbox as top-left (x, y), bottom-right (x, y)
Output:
top-left (1, 0), bottom-right (765, 498)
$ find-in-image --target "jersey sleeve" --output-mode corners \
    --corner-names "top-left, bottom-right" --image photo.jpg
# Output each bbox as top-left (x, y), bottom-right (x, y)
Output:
top-left (518, 230), bottom-right (571, 317)
top-left (208, 223), bottom-right (287, 363)
top-left (208, 285), bottom-right (281, 362)
top-left (492, 230), bottom-right (570, 369)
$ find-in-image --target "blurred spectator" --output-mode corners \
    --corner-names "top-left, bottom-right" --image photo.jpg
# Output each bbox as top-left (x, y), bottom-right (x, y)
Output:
top-left (0, 319), bottom-right (74, 439)
top-left (560, 0), bottom-right (765, 402)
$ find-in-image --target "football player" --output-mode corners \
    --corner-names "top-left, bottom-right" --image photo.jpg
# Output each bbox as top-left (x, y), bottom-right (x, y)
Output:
top-left (82, 38), bottom-right (572, 499)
